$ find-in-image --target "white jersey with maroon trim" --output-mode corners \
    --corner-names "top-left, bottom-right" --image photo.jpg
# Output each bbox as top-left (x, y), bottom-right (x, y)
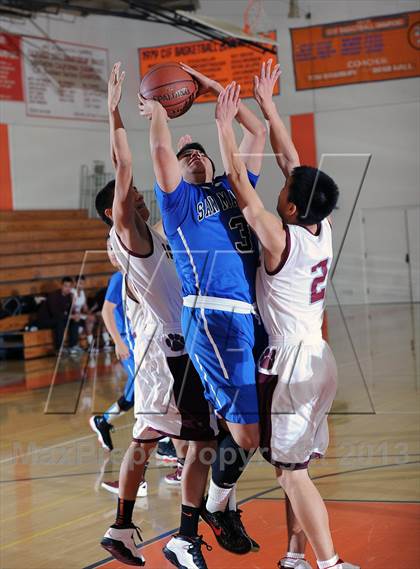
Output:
top-left (109, 223), bottom-right (185, 357)
top-left (256, 218), bottom-right (333, 341)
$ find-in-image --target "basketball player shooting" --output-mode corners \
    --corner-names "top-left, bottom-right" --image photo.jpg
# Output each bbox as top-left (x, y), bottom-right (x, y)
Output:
top-left (95, 62), bottom-right (219, 569)
top-left (214, 62), bottom-right (359, 569)
top-left (139, 64), bottom-right (267, 554)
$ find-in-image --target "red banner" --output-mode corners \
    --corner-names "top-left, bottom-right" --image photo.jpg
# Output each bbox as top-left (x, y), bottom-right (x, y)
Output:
top-left (0, 33), bottom-right (23, 101)
top-left (290, 11), bottom-right (420, 90)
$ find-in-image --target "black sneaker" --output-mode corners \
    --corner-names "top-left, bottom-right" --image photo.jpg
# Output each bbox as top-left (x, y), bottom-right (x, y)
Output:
top-left (163, 534), bottom-right (211, 569)
top-left (200, 505), bottom-right (252, 554)
top-left (89, 415), bottom-right (114, 451)
top-left (156, 438), bottom-right (177, 462)
top-left (226, 508), bottom-right (260, 551)
top-left (101, 524), bottom-right (145, 566)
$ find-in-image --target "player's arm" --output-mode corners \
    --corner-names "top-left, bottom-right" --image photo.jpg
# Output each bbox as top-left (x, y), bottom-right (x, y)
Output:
top-left (101, 300), bottom-right (129, 360)
top-left (180, 62), bottom-right (266, 174)
top-left (216, 83), bottom-right (286, 270)
top-left (254, 59), bottom-right (300, 178)
top-left (108, 63), bottom-right (132, 229)
top-left (108, 63), bottom-right (151, 255)
top-left (138, 96), bottom-right (181, 193)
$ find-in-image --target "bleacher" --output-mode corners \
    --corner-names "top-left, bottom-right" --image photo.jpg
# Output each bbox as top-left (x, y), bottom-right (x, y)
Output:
top-left (0, 209), bottom-right (112, 359)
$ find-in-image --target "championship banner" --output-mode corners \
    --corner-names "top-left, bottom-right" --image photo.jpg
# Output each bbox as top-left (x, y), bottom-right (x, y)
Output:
top-left (290, 11), bottom-right (420, 91)
top-left (139, 32), bottom-right (279, 103)
top-left (21, 37), bottom-right (109, 121)
top-left (0, 33), bottom-right (24, 101)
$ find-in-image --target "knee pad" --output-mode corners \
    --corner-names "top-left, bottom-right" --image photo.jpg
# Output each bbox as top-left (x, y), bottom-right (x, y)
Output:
top-left (118, 396), bottom-right (134, 412)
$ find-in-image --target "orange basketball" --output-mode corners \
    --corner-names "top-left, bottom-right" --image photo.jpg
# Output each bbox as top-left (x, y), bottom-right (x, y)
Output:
top-left (139, 63), bottom-right (198, 118)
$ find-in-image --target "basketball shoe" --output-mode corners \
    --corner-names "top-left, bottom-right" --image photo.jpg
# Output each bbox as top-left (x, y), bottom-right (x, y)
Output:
top-left (278, 558), bottom-right (312, 568)
top-left (155, 437), bottom-right (177, 462)
top-left (163, 534), bottom-right (211, 569)
top-left (165, 461), bottom-right (183, 485)
top-left (225, 508), bottom-right (260, 551)
top-left (102, 480), bottom-right (148, 497)
top-left (89, 415), bottom-right (114, 451)
top-left (200, 504), bottom-right (252, 554)
top-left (101, 524), bottom-right (145, 566)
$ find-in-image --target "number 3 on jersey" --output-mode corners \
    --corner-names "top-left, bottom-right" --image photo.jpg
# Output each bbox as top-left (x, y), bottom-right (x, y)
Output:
top-left (311, 259), bottom-right (328, 304)
top-left (229, 215), bottom-right (254, 253)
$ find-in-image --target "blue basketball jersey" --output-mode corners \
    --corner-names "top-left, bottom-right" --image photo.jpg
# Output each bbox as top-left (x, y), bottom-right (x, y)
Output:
top-left (154, 172), bottom-right (260, 304)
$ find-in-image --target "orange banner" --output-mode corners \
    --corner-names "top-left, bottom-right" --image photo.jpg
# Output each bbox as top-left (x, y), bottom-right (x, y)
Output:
top-left (139, 32), bottom-right (279, 103)
top-left (290, 11), bottom-right (420, 90)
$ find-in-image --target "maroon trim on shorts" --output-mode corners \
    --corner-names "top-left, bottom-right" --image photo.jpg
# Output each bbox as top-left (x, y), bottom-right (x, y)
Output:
top-left (269, 452), bottom-right (323, 471)
top-left (257, 367), bottom-right (323, 470)
top-left (132, 435), bottom-right (163, 444)
top-left (115, 224), bottom-right (154, 258)
top-left (166, 353), bottom-right (217, 441)
top-left (259, 347), bottom-right (277, 372)
top-left (257, 370), bottom-right (279, 463)
top-left (265, 225), bottom-right (291, 276)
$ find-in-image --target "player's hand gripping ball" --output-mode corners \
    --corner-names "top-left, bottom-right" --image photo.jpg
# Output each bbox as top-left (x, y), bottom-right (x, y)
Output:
top-left (139, 63), bottom-right (198, 119)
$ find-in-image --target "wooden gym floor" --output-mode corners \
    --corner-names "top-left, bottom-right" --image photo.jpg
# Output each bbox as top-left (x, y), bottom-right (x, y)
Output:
top-left (0, 303), bottom-right (419, 569)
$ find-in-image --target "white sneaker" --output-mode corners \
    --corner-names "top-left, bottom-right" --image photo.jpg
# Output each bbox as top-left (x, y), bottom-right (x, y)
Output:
top-left (163, 534), bottom-right (212, 569)
top-left (334, 564), bottom-right (360, 569)
top-left (279, 559), bottom-right (312, 569)
top-left (101, 525), bottom-right (145, 566)
top-left (101, 480), bottom-right (148, 498)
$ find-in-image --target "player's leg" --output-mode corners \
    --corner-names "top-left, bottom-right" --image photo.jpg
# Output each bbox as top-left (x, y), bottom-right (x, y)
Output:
top-left (183, 309), bottom-right (259, 554)
top-left (202, 425), bottom-right (258, 555)
top-left (279, 495), bottom-right (310, 568)
top-left (90, 351), bottom-right (136, 452)
top-left (278, 468), bottom-right (359, 569)
top-left (101, 439), bottom-right (157, 566)
top-left (165, 439), bottom-right (188, 484)
top-left (164, 440), bottom-right (215, 568)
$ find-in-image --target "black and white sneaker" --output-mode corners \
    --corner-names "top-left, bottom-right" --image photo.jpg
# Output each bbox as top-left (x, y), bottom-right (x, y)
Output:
top-left (155, 438), bottom-right (177, 462)
top-left (226, 508), bottom-right (260, 551)
top-left (200, 506), bottom-right (252, 554)
top-left (89, 415), bottom-right (114, 451)
top-left (101, 524), bottom-right (145, 566)
top-left (163, 534), bottom-right (211, 569)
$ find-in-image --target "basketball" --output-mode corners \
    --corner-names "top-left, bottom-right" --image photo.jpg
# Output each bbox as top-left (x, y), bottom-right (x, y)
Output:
top-left (139, 63), bottom-right (198, 118)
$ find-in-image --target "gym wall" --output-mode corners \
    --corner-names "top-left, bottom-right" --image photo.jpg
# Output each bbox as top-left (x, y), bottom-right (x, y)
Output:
top-left (1, 0), bottom-right (419, 305)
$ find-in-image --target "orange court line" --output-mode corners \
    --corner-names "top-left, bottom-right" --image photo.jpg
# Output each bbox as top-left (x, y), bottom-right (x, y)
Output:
top-left (0, 123), bottom-right (13, 211)
top-left (94, 498), bottom-right (420, 569)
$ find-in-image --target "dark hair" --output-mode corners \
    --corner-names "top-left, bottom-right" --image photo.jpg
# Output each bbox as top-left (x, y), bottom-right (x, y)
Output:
top-left (176, 142), bottom-right (215, 177)
top-left (288, 166), bottom-right (339, 225)
top-left (95, 180), bottom-right (115, 226)
top-left (61, 276), bottom-right (73, 284)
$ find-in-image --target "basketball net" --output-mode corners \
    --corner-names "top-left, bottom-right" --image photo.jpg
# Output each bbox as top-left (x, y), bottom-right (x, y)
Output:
top-left (243, 0), bottom-right (272, 37)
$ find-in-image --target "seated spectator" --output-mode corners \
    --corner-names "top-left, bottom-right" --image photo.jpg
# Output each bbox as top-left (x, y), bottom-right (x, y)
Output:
top-left (71, 276), bottom-right (90, 352)
top-left (72, 276), bottom-right (109, 351)
top-left (31, 276), bottom-right (79, 353)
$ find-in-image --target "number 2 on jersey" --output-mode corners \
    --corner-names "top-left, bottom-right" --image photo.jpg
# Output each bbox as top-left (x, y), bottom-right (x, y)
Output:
top-left (310, 259), bottom-right (328, 304)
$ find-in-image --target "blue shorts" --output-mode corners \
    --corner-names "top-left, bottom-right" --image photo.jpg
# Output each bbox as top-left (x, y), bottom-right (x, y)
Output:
top-left (182, 307), bottom-right (266, 424)
top-left (121, 350), bottom-right (136, 406)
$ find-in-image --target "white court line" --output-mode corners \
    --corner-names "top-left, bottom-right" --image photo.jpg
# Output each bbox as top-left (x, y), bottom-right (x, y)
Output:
top-left (0, 423), bottom-right (131, 466)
